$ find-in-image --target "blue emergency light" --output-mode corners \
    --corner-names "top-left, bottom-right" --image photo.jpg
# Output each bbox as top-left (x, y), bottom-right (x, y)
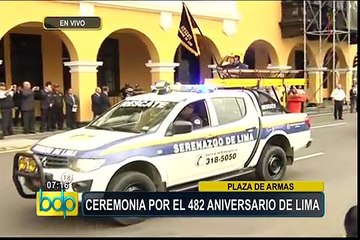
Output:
top-left (153, 81), bottom-right (171, 95)
top-left (173, 84), bottom-right (217, 93)
top-left (151, 81), bottom-right (217, 94)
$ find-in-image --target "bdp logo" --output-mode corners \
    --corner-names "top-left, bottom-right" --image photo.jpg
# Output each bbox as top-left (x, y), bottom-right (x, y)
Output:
top-left (36, 189), bottom-right (78, 218)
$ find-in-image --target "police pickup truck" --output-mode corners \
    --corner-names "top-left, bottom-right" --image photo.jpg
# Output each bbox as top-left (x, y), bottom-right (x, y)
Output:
top-left (13, 82), bottom-right (312, 225)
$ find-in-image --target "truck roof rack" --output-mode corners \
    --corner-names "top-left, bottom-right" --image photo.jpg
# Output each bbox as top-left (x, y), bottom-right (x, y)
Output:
top-left (206, 69), bottom-right (306, 88)
top-left (205, 68), bottom-right (307, 107)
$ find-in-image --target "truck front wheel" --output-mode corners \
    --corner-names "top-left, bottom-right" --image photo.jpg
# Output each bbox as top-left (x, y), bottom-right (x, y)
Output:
top-left (256, 145), bottom-right (287, 181)
top-left (107, 171), bottom-right (156, 226)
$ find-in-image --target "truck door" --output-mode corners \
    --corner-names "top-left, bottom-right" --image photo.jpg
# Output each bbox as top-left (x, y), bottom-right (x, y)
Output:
top-left (164, 99), bottom-right (217, 186)
top-left (208, 95), bottom-right (260, 172)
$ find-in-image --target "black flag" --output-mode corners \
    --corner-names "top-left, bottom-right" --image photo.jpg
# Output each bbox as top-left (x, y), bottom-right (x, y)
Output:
top-left (178, 2), bottom-right (201, 56)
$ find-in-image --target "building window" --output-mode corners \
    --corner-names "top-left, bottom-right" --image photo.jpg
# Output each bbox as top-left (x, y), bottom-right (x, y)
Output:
top-left (97, 38), bottom-right (120, 96)
top-left (0, 38), bottom-right (5, 83)
top-left (10, 33), bottom-right (43, 87)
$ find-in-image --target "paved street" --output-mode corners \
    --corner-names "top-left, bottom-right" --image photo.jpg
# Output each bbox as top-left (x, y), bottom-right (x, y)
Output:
top-left (0, 113), bottom-right (357, 237)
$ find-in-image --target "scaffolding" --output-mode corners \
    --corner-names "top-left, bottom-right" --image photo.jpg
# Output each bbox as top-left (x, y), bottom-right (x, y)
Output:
top-left (303, 0), bottom-right (356, 104)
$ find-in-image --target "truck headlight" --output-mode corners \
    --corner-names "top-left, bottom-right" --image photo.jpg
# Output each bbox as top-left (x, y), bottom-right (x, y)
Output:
top-left (18, 156), bottom-right (38, 173)
top-left (69, 159), bottom-right (105, 173)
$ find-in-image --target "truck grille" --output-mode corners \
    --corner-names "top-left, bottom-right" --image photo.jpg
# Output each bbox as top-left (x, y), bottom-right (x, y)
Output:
top-left (36, 154), bottom-right (69, 168)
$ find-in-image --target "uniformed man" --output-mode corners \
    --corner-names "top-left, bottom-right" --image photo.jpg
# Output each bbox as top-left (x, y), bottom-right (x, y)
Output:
top-left (13, 84), bottom-right (22, 127)
top-left (176, 104), bottom-right (203, 129)
top-left (39, 82), bottom-right (54, 132)
top-left (99, 86), bottom-right (111, 114)
top-left (134, 84), bottom-right (145, 95)
top-left (0, 83), bottom-right (15, 136)
top-left (120, 84), bottom-right (131, 99)
top-left (64, 88), bottom-right (79, 129)
top-left (91, 87), bottom-right (102, 119)
top-left (51, 84), bottom-right (64, 130)
top-left (20, 81), bottom-right (39, 134)
top-left (349, 84), bottom-right (357, 113)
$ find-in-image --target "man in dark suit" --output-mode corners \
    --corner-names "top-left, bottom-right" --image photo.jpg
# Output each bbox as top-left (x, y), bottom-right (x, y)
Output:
top-left (13, 85), bottom-right (23, 127)
top-left (0, 83), bottom-right (15, 136)
top-left (91, 87), bottom-right (102, 119)
top-left (52, 84), bottom-right (64, 130)
top-left (64, 88), bottom-right (79, 129)
top-left (39, 81), bottom-right (54, 132)
top-left (20, 81), bottom-right (39, 134)
top-left (100, 86), bottom-right (111, 114)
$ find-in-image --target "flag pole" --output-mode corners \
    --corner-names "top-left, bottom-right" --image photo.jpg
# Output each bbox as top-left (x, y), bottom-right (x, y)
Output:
top-left (183, 2), bottom-right (220, 68)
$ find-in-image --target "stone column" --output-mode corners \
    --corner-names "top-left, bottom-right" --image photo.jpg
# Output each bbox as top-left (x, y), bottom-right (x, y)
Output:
top-left (63, 61), bottom-right (103, 123)
top-left (145, 61), bottom-right (179, 85)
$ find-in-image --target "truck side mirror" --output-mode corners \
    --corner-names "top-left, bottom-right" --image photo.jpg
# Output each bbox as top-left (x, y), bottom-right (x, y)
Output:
top-left (171, 121), bottom-right (193, 135)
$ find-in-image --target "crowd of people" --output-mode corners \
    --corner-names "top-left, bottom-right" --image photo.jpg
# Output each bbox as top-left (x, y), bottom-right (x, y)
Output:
top-left (0, 81), bottom-right (148, 137)
top-left (0, 81), bottom-right (79, 136)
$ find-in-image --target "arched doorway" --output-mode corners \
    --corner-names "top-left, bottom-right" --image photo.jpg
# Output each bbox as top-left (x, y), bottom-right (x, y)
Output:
top-left (287, 44), bottom-right (317, 74)
top-left (0, 22), bottom-right (77, 92)
top-left (322, 48), bottom-right (347, 98)
top-left (243, 40), bottom-right (279, 69)
top-left (96, 28), bottom-right (159, 96)
top-left (174, 35), bottom-right (220, 84)
top-left (287, 44), bottom-right (318, 103)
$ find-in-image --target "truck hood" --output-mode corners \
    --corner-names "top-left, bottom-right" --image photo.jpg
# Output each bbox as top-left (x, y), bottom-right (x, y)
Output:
top-left (34, 128), bottom-right (139, 151)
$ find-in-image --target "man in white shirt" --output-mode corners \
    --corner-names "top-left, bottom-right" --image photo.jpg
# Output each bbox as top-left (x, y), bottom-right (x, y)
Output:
top-left (330, 83), bottom-right (346, 120)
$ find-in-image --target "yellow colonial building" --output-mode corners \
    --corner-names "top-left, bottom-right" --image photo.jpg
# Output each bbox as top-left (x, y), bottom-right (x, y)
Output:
top-left (0, 1), bottom-right (357, 122)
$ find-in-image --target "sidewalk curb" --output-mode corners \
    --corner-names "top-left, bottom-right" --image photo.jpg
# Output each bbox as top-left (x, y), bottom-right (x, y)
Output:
top-left (0, 145), bottom-right (32, 152)
top-left (306, 111), bottom-right (333, 116)
top-left (1, 130), bottom-right (65, 141)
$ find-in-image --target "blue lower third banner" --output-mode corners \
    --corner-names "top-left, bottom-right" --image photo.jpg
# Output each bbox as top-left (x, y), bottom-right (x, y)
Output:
top-left (81, 192), bottom-right (325, 217)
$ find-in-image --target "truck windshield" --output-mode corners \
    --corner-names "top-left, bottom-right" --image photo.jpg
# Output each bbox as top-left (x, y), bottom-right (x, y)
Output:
top-left (87, 100), bottom-right (177, 133)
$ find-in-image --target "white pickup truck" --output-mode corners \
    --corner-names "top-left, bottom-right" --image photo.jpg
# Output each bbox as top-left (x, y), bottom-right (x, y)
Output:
top-left (13, 83), bottom-right (312, 225)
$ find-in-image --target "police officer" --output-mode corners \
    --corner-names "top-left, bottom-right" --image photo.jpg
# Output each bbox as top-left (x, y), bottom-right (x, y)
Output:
top-left (13, 84), bottom-right (22, 127)
top-left (39, 82), bottom-right (54, 132)
top-left (0, 83), bottom-right (15, 136)
top-left (20, 81), bottom-right (39, 134)
top-left (51, 84), bottom-right (64, 130)
top-left (176, 104), bottom-right (203, 129)
top-left (349, 84), bottom-right (357, 113)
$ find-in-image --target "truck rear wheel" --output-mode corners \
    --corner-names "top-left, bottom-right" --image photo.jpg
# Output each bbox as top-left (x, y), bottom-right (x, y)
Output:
top-left (107, 171), bottom-right (156, 226)
top-left (256, 145), bottom-right (287, 181)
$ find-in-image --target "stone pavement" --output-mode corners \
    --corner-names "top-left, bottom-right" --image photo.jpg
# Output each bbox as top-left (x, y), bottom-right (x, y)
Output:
top-left (0, 129), bottom-right (65, 152)
top-left (0, 139), bottom-right (38, 152)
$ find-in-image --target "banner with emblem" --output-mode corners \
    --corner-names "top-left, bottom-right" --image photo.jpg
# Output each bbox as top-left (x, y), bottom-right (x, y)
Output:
top-left (178, 2), bottom-right (201, 57)
top-left (353, 53), bottom-right (357, 68)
